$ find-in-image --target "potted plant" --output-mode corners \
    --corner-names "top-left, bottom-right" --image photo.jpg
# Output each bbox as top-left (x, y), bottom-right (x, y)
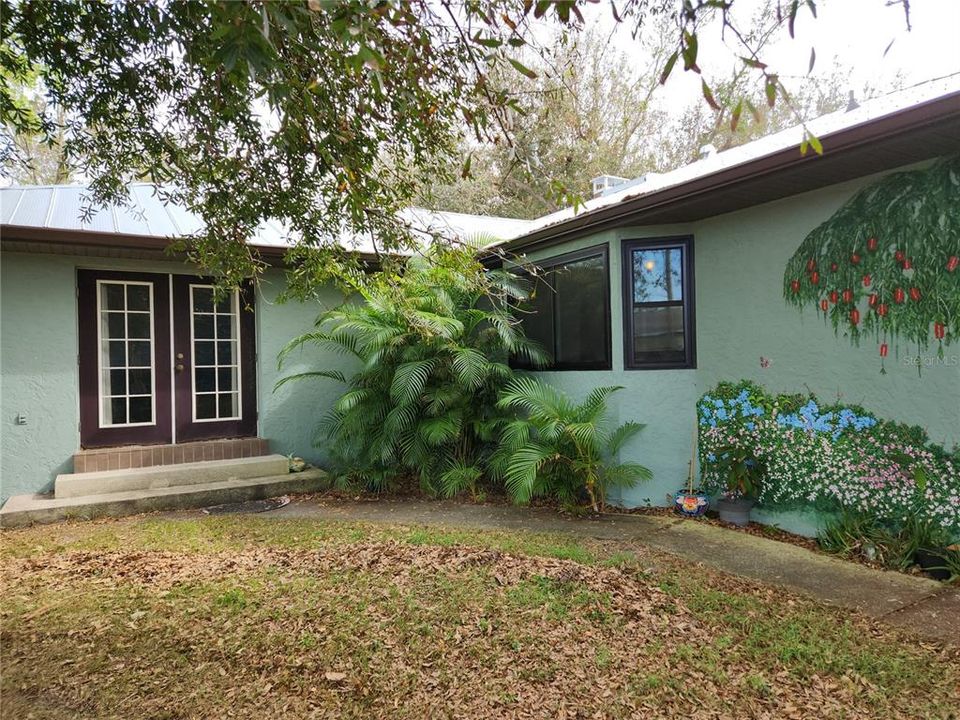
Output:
top-left (902, 514), bottom-right (958, 581)
top-left (674, 424), bottom-right (709, 517)
top-left (712, 445), bottom-right (763, 527)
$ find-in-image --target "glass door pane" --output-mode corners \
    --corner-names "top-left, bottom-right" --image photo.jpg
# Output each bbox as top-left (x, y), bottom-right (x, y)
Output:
top-left (97, 280), bottom-right (155, 427)
top-left (190, 285), bottom-right (241, 422)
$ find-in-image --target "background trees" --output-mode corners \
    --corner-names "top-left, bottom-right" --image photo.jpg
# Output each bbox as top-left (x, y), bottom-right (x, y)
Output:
top-left (0, 0), bottom-right (896, 288)
top-left (417, 12), bottom-right (874, 219)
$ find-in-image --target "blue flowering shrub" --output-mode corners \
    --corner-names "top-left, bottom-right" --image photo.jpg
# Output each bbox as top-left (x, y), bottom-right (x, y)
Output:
top-left (698, 380), bottom-right (960, 535)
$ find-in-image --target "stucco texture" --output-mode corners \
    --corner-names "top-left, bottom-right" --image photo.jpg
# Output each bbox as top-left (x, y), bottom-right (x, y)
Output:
top-left (522, 163), bottom-right (959, 521)
top-left (255, 268), bottom-right (356, 467)
top-left (0, 255), bottom-right (353, 502)
top-left (1, 253), bottom-right (79, 498)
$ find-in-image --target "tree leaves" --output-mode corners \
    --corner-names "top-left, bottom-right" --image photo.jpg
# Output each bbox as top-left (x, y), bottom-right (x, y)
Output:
top-left (508, 58), bottom-right (537, 80)
top-left (659, 51), bottom-right (679, 85)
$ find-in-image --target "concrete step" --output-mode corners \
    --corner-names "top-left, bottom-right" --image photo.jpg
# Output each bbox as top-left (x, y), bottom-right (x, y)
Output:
top-left (0, 469), bottom-right (329, 528)
top-left (55, 454), bottom-right (290, 499)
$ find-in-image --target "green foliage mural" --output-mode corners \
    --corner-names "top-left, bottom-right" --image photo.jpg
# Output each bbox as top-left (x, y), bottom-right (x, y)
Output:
top-left (784, 155), bottom-right (960, 368)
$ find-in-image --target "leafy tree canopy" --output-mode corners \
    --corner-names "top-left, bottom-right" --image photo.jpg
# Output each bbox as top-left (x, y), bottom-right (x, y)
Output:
top-left (417, 12), bottom-right (872, 219)
top-left (0, 0), bottom-right (907, 289)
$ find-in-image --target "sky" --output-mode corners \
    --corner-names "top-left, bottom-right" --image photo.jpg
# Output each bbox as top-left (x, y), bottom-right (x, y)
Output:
top-left (594, 0), bottom-right (960, 110)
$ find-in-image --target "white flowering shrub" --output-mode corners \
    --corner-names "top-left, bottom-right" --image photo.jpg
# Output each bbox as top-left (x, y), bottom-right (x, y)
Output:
top-left (698, 381), bottom-right (960, 535)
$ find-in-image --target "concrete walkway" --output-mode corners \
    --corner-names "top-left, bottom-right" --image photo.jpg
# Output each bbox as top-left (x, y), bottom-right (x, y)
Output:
top-left (255, 496), bottom-right (959, 646)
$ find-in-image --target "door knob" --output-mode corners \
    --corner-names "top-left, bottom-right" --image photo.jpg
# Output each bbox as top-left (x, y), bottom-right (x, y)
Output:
top-left (175, 352), bottom-right (184, 372)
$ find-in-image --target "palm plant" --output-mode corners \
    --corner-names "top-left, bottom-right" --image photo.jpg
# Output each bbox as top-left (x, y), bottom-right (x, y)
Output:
top-left (277, 244), bottom-right (546, 495)
top-left (492, 377), bottom-right (652, 510)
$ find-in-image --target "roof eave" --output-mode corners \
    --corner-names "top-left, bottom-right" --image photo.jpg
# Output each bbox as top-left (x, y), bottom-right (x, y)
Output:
top-left (497, 88), bottom-right (960, 256)
top-left (0, 225), bottom-right (389, 266)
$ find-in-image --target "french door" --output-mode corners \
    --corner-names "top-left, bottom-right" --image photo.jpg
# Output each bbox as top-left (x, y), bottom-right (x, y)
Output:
top-left (78, 270), bottom-right (256, 449)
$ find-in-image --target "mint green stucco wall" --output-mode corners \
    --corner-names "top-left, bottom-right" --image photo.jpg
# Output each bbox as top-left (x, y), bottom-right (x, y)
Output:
top-left (256, 267), bottom-right (356, 465)
top-left (0, 254), bottom-right (350, 502)
top-left (1, 253), bottom-right (80, 500)
top-left (523, 162), bottom-right (960, 532)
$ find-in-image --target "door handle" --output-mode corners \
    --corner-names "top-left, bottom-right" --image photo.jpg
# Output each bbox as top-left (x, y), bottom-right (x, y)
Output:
top-left (175, 352), bottom-right (185, 373)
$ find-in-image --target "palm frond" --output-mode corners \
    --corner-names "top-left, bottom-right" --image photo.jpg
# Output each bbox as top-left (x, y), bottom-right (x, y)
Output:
top-left (503, 443), bottom-right (558, 504)
top-left (273, 370), bottom-right (346, 392)
top-left (606, 421), bottom-right (646, 455)
top-left (577, 386), bottom-right (624, 423)
top-left (438, 462), bottom-right (483, 498)
top-left (409, 310), bottom-right (464, 338)
top-left (390, 358), bottom-right (435, 405)
top-left (451, 347), bottom-right (489, 389)
top-left (417, 415), bottom-right (462, 446)
top-left (498, 376), bottom-right (567, 418)
top-left (335, 388), bottom-right (372, 413)
top-left (604, 462), bottom-right (654, 486)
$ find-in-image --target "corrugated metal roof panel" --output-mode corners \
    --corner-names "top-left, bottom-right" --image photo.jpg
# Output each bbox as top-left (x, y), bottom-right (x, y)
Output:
top-left (0, 187), bottom-right (23, 224)
top-left (129, 185), bottom-right (181, 237)
top-left (45, 186), bottom-right (114, 232)
top-left (0, 184), bottom-right (532, 251)
top-left (10, 186), bottom-right (53, 227)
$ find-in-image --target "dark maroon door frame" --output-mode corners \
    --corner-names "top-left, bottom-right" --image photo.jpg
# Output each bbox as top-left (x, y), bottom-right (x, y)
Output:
top-left (77, 270), bottom-right (256, 449)
top-left (78, 270), bottom-right (173, 448)
top-left (171, 275), bottom-right (257, 442)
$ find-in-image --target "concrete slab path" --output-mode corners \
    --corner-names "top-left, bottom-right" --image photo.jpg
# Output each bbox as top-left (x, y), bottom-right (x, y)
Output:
top-left (248, 496), bottom-right (959, 646)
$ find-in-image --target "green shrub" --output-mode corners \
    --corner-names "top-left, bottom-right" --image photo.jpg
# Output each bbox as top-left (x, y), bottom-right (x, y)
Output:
top-left (819, 511), bottom-right (955, 571)
top-left (491, 378), bottom-right (652, 509)
top-left (277, 245), bottom-right (545, 495)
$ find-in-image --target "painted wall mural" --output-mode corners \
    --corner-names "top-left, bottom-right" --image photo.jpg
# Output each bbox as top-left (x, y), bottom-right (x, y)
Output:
top-left (784, 155), bottom-right (960, 370)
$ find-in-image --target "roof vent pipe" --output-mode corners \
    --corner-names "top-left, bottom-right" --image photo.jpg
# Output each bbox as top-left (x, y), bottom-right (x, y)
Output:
top-left (698, 144), bottom-right (717, 160)
top-left (846, 90), bottom-right (860, 112)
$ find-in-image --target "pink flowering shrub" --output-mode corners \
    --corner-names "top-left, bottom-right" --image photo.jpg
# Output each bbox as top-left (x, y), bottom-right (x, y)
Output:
top-left (698, 381), bottom-right (960, 535)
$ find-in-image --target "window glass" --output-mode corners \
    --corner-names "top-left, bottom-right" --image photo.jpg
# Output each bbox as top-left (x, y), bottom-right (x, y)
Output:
top-left (191, 286), bottom-right (241, 420)
top-left (624, 240), bottom-right (694, 369)
top-left (514, 248), bottom-right (610, 370)
top-left (98, 281), bottom-right (154, 426)
top-left (554, 256), bottom-right (607, 366)
top-left (632, 248), bottom-right (683, 302)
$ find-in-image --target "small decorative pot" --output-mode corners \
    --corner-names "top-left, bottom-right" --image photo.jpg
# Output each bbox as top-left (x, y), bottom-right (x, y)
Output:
top-left (674, 490), bottom-right (710, 517)
top-left (914, 548), bottom-right (951, 581)
top-left (716, 496), bottom-right (755, 527)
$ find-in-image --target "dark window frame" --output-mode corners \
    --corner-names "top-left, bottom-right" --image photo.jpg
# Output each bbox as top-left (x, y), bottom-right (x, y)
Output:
top-left (511, 243), bottom-right (612, 372)
top-left (621, 236), bottom-right (697, 371)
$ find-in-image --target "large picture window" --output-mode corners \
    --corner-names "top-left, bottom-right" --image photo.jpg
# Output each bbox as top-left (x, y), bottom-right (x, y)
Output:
top-left (622, 237), bottom-right (696, 369)
top-left (513, 245), bottom-right (611, 371)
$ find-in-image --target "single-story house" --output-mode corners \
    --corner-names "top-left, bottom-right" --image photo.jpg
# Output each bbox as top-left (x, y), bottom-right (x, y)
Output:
top-left (2, 76), bottom-right (959, 530)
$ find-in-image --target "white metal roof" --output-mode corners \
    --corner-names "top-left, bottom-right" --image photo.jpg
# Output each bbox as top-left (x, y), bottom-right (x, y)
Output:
top-left (0, 183), bottom-right (534, 252)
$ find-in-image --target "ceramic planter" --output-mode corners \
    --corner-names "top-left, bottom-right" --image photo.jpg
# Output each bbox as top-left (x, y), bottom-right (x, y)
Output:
top-left (915, 548), bottom-right (951, 581)
top-left (716, 496), bottom-right (755, 527)
top-left (674, 490), bottom-right (710, 517)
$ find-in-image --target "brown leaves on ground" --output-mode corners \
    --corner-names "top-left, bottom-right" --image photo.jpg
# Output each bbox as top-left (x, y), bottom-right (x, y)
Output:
top-left (2, 534), bottom-right (958, 719)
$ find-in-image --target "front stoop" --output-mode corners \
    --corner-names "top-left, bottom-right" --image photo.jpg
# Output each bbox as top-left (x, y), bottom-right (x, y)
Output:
top-left (73, 438), bottom-right (271, 473)
top-left (0, 469), bottom-right (329, 528)
top-left (56, 454), bottom-right (291, 498)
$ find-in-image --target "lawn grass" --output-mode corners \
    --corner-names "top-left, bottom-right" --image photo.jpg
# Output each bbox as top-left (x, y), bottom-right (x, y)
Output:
top-left (2, 514), bottom-right (957, 719)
